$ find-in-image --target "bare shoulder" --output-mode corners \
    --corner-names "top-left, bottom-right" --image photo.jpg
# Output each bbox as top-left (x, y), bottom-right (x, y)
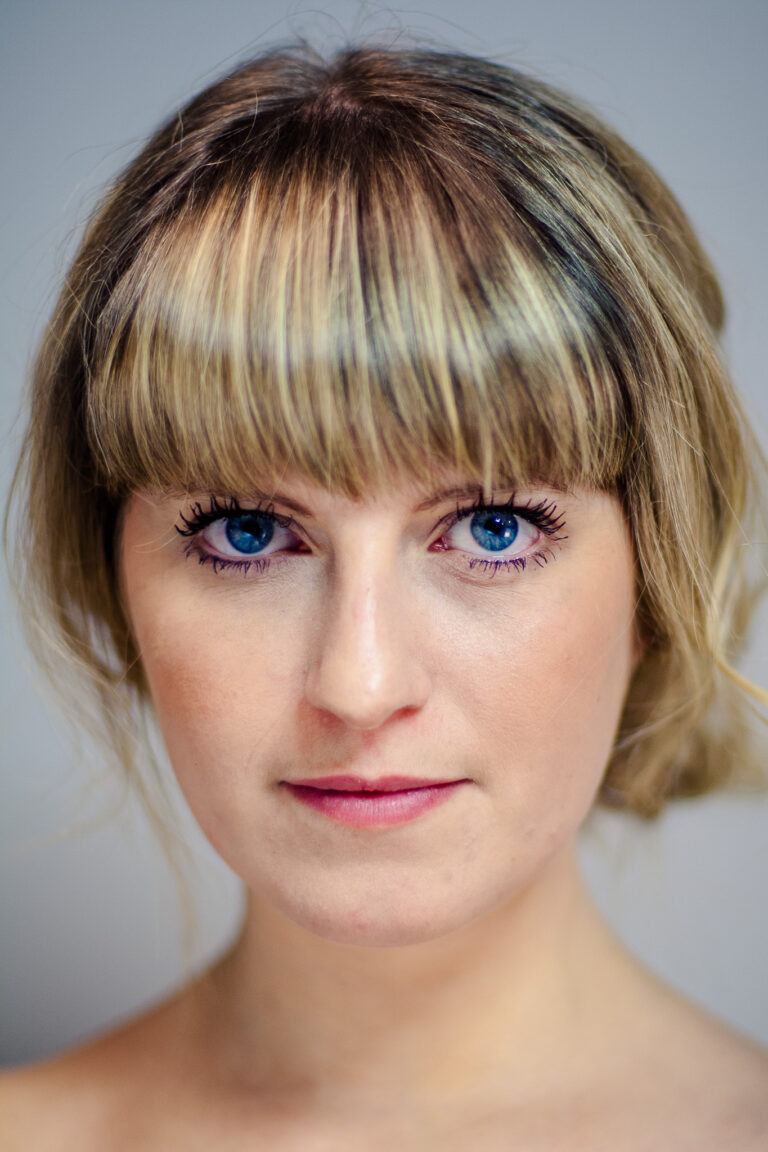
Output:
top-left (611, 965), bottom-right (768, 1150)
top-left (0, 1052), bottom-right (101, 1152)
top-left (0, 993), bottom-right (193, 1152)
top-left (673, 1015), bottom-right (768, 1150)
top-left (0, 1043), bottom-right (115, 1152)
top-left (693, 1014), bottom-right (768, 1142)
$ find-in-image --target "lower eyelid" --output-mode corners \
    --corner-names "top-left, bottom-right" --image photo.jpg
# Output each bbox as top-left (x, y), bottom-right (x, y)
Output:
top-left (183, 541), bottom-right (275, 574)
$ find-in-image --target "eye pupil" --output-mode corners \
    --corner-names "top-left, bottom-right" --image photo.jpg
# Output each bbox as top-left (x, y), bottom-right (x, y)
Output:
top-left (470, 511), bottom-right (519, 552)
top-left (225, 513), bottom-right (274, 554)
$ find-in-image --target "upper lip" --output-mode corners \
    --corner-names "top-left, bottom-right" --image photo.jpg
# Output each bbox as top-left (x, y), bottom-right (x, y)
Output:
top-left (284, 775), bottom-right (463, 792)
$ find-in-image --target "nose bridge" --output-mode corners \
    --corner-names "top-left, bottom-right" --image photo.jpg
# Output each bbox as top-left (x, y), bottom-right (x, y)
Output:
top-left (304, 542), bottom-right (430, 729)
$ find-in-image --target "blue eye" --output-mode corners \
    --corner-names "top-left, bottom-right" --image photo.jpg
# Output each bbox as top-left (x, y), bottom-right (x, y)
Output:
top-left (184, 506), bottom-right (300, 563)
top-left (177, 493), bottom-right (564, 578)
top-left (469, 510), bottom-right (519, 552)
top-left (443, 503), bottom-right (540, 562)
top-left (224, 512), bottom-right (274, 554)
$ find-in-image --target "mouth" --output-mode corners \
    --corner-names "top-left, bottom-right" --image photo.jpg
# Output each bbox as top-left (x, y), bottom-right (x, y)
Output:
top-left (285, 774), bottom-right (463, 792)
top-left (279, 775), bottom-right (470, 828)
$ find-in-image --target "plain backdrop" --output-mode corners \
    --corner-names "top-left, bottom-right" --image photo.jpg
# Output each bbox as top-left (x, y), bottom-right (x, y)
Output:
top-left (1, 0), bottom-right (767, 1065)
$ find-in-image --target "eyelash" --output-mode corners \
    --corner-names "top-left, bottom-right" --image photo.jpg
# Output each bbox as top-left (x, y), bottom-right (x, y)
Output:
top-left (175, 492), bottom-right (567, 578)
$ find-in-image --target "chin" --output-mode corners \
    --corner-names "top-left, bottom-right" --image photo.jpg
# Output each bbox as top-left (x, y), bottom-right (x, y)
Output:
top-left (289, 906), bottom-right (471, 949)
top-left (255, 866), bottom-right (511, 950)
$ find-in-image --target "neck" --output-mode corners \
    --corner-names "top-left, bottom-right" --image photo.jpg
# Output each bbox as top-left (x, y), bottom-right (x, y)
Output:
top-left (193, 844), bottom-right (631, 1120)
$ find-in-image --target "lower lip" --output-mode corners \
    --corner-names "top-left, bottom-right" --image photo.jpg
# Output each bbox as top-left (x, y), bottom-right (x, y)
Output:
top-left (280, 781), bottom-right (467, 827)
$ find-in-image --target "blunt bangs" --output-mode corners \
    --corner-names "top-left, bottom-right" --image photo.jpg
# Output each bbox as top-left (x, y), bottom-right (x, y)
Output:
top-left (86, 92), bottom-right (636, 502)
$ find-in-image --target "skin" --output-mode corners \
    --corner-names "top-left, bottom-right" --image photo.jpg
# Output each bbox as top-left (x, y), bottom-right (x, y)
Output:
top-left (3, 471), bottom-right (767, 1151)
top-left (123, 475), bottom-right (638, 951)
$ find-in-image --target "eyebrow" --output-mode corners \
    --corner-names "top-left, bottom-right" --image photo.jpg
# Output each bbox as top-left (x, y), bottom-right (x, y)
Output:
top-left (413, 485), bottom-right (489, 511)
top-left (237, 483), bottom-right (495, 517)
top-left (243, 487), bottom-right (316, 516)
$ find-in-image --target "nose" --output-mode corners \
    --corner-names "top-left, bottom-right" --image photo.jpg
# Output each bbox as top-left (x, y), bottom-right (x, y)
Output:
top-left (304, 560), bottom-right (432, 730)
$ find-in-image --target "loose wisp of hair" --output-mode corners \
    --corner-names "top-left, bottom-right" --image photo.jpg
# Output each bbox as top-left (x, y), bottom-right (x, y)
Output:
top-left (8, 43), bottom-right (767, 822)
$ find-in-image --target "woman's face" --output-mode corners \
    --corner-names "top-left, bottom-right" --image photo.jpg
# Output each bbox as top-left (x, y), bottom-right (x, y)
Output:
top-left (120, 472), bottom-right (639, 946)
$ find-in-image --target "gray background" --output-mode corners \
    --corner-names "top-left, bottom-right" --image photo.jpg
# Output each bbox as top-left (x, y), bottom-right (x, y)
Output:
top-left (1, 0), bottom-right (766, 1065)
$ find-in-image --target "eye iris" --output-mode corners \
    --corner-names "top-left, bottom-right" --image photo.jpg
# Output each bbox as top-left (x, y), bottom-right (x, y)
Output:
top-left (224, 513), bottom-right (274, 554)
top-left (470, 511), bottom-right (519, 552)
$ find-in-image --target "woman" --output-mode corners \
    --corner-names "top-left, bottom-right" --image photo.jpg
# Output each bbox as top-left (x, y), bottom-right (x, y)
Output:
top-left (3, 43), bottom-right (767, 1149)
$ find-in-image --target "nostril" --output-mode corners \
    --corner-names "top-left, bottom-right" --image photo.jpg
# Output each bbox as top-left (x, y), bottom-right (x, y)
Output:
top-left (304, 658), bottom-right (431, 730)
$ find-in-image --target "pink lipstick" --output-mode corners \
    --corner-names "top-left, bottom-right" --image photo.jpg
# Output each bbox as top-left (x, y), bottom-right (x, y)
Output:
top-left (280, 775), bottom-right (469, 828)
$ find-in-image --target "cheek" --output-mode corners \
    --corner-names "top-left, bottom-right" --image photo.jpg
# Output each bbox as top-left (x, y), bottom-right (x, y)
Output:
top-left (459, 553), bottom-right (636, 833)
top-left (119, 497), bottom-right (638, 945)
top-left (128, 584), bottom-right (300, 788)
top-left (130, 591), bottom-right (309, 868)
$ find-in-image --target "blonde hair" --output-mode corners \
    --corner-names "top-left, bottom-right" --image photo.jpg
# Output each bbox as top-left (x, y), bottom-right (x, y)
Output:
top-left (8, 44), bottom-right (766, 819)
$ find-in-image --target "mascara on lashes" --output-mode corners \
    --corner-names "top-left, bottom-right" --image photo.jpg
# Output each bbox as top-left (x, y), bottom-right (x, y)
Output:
top-left (174, 493), bottom-right (568, 577)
